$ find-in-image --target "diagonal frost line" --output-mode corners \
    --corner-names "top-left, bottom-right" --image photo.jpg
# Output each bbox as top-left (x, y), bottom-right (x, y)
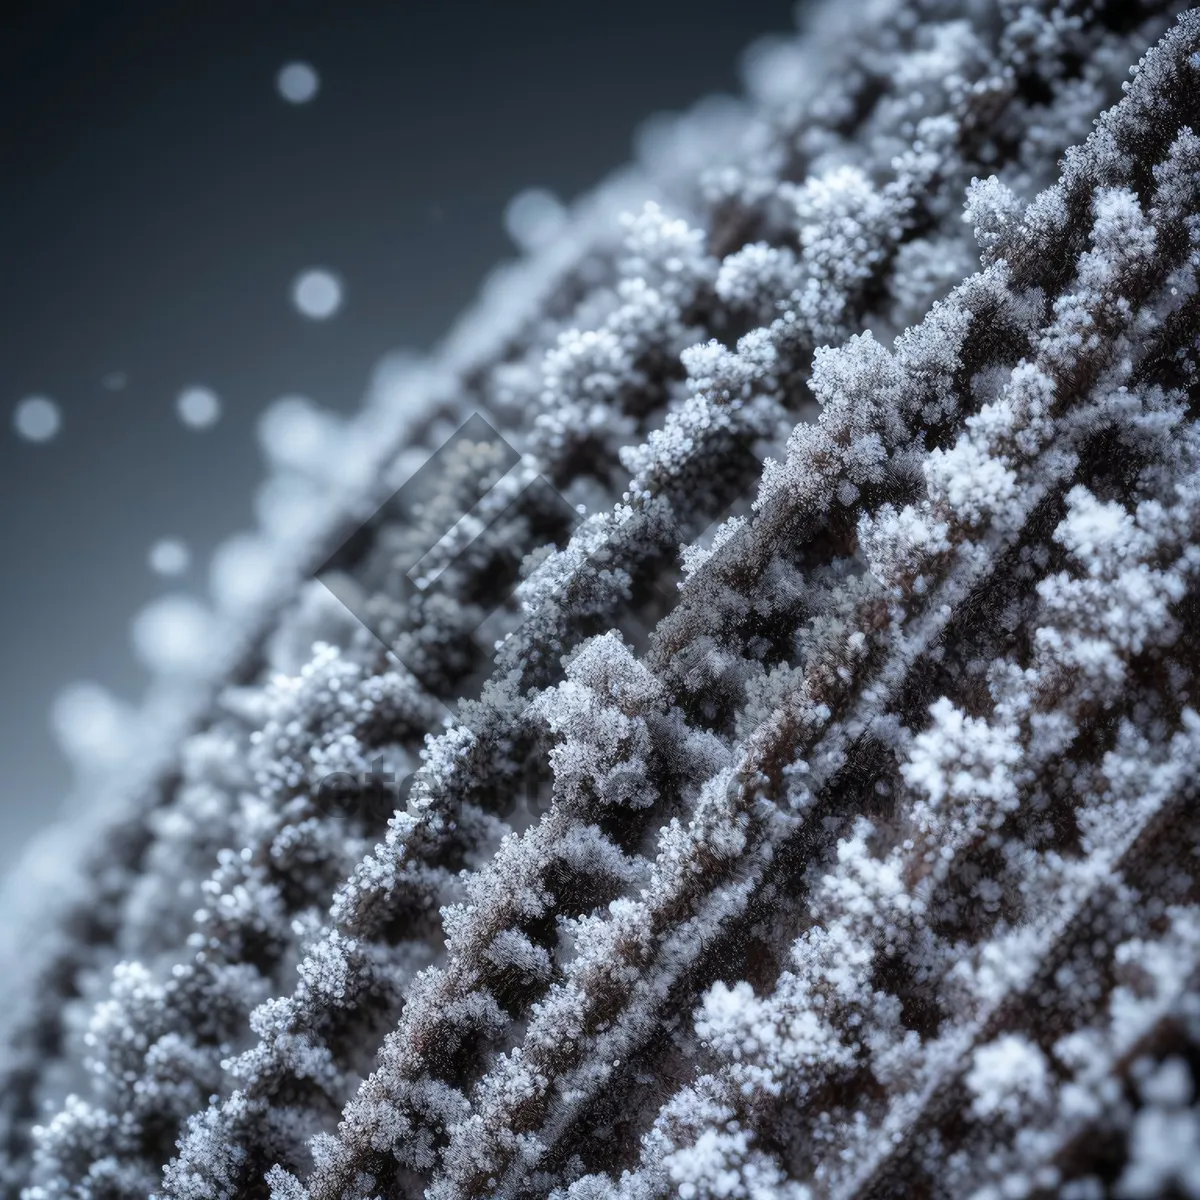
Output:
top-left (479, 104), bottom-right (1200, 1200)
top-left (832, 717), bottom-right (1200, 1200)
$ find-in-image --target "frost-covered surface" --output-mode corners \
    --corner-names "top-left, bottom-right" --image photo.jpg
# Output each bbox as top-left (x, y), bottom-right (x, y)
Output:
top-left (5, 1), bottom-right (1200, 1197)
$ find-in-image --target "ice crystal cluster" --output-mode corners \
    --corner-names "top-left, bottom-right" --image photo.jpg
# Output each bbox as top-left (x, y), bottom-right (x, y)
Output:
top-left (5, 1), bottom-right (1200, 1197)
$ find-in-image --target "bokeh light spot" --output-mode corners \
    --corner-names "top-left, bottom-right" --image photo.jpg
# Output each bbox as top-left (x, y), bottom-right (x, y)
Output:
top-left (13, 396), bottom-right (61, 443)
top-left (277, 61), bottom-right (320, 104)
top-left (292, 269), bottom-right (344, 320)
top-left (148, 538), bottom-right (191, 577)
top-left (177, 385), bottom-right (221, 429)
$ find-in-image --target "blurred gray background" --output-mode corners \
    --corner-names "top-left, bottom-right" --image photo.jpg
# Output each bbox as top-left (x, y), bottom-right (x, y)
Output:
top-left (0, 0), bottom-right (795, 872)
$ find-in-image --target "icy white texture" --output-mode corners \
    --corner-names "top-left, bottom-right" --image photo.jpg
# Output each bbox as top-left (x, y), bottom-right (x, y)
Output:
top-left (5, 4), bottom-right (1200, 1200)
top-left (49, 683), bottom-right (135, 772)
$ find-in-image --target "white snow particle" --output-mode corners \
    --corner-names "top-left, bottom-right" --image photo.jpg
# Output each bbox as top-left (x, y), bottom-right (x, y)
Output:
top-left (277, 61), bottom-right (320, 104)
top-left (176, 386), bottom-right (221, 429)
top-left (966, 1034), bottom-right (1051, 1122)
top-left (13, 396), bottom-right (61, 442)
top-left (130, 594), bottom-right (216, 675)
top-left (504, 188), bottom-right (567, 252)
top-left (292, 269), bottom-right (343, 320)
top-left (148, 538), bottom-right (191, 577)
top-left (209, 532), bottom-right (280, 614)
top-left (257, 394), bottom-right (327, 469)
top-left (50, 681), bottom-right (134, 769)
